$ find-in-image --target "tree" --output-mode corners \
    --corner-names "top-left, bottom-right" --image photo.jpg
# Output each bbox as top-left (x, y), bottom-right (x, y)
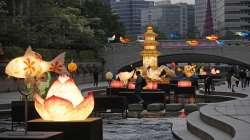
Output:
top-left (81, 0), bottom-right (125, 40)
top-left (1, 0), bottom-right (96, 49)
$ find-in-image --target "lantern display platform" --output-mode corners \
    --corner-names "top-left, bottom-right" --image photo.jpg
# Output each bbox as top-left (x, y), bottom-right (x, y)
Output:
top-left (27, 118), bottom-right (102, 140)
top-left (0, 131), bottom-right (63, 140)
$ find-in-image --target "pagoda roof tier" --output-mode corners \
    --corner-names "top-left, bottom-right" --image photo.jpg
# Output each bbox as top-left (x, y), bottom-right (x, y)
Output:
top-left (141, 50), bottom-right (160, 57)
top-left (144, 41), bottom-right (159, 46)
top-left (144, 26), bottom-right (158, 37)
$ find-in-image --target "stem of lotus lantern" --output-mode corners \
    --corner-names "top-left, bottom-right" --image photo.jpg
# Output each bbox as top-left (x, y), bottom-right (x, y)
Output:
top-left (16, 78), bottom-right (33, 135)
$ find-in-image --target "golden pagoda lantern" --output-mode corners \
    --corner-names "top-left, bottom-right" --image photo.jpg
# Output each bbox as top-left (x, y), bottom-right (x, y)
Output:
top-left (141, 25), bottom-right (160, 69)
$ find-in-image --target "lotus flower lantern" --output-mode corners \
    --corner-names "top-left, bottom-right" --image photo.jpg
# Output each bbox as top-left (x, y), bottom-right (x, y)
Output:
top-left (34, 75), bottom-right (94, 121)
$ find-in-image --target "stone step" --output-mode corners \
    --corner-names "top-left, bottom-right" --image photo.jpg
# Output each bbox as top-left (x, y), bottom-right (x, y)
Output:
top-left (199, 105), bottom-right (235, 137)
top-left (187, 111), bottom-right (232, 140)
top-left (171, 118), bottom-right (201, 140)
top-left (0, 104), bottom-right (10, 110)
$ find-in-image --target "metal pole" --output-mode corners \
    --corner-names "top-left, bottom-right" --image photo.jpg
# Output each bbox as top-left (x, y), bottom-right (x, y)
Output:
top-left (24, 94), bottom-right (28, 135)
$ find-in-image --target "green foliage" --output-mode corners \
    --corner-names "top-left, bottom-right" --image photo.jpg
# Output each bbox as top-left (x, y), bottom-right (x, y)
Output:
top-left (0, 0), bottom-right (8, 16)
top-left (81, 0), bottom-right (125, 38)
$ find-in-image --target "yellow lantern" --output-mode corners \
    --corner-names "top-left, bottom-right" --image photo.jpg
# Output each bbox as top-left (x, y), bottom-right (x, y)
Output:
top-left (68, 62), bottom-right (77, 72)
top-left (34, 75), bottom-right (94, 121)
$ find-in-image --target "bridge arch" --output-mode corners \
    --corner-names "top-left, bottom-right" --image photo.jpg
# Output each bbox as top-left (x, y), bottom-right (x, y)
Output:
top-left (100, 41), bottom-right (250, 73)
top-left (119, 53), bottom-right (250, 72)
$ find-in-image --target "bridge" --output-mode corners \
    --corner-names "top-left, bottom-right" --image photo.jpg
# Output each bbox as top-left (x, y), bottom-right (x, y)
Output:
top-left (99, 40), bottom-right (250, 73)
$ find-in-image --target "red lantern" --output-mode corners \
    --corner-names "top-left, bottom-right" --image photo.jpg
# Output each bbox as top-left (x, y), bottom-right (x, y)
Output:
top-left (146, 82), bottom-right (158, 90)
top-left (177, 81), bottom-right (192, 87)
top-left (128, 82), bottom-right (135, 89)
top-left (111, 80), bottom-right (125, 88)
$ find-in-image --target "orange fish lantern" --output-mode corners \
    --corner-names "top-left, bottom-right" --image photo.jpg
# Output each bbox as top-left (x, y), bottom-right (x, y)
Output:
top-left (68, 62), bottom-right (77, 72)
top-left (206, 35), bottom-right (218, 41)
top-left (5, 47), bottom-right (68, 78)
top-left (34, 75), bottom-right (94, 121)
top-left (111, 80), bottom-right (125, 88)
top-left (186, 40), bottom-right (199, 47)
top-left (146, 82), bottom-right (158, 90)
top-left (177, 81), bottom-right (192, 87)
top-left (120, 36), bottom-right (130, 43)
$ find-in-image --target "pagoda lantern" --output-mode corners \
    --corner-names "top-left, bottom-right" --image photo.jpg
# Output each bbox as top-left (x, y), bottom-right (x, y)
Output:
top-left (141, 25), bottom-right (160, 69)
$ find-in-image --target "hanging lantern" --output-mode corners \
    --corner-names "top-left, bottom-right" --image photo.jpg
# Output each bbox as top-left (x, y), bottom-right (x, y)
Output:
top-left (34, 75), bottom-right (94, 121)
top-left (177, 81), bottom-right (192, 87)
top-left (146, 82), bottom-right (158, 90)
top-left (186, 40), bottom-right (199, 47)
top-left (68, 62), bottom-right (77, 72)
top-left (111, 80), bottom-right (125, 88)
top-left (128, 82), bottom-right (136, 89)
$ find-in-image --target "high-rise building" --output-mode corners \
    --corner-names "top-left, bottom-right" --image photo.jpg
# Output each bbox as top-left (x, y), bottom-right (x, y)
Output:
top-left (154, 0), bottom-right (171, 6)
top-left (195, 0), bottom-right (216, 36)
top-left (195, 0), bottom-right (250, 36)
top-left (215, 0), bottom-right (250, 35)
top-left (141, 3), bottom-right (195, 38)
top-left (111, 0), bottom-right (154, 36)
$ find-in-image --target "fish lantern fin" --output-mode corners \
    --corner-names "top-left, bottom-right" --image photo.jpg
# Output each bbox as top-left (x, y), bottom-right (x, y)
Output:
top-left (49, 52), bottom-right (69, 75)
top-left (24, 46), bottom-right (33, 57)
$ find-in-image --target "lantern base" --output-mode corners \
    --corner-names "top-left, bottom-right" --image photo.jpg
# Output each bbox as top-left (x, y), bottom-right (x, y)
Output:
top-left (27, 118), bottom-right (102, 140)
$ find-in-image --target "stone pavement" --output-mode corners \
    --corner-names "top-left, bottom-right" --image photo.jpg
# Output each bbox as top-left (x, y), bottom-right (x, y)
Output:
top-left (201, 84), bottom-right (250, 140)
top-left (0, 81), bottom-right (108, 105)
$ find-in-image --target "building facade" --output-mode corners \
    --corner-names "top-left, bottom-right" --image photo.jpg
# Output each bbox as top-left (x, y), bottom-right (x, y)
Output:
top-left (215, 0), bottom-right (250, 35)
top-left (141, 3), bottom-right (195, 38)
top-left (195, 0), bottom-right (216, 36)
top-left (195, 0), bottom-right (250, 36)
top-left (111, 0), bottom-right (154, 36)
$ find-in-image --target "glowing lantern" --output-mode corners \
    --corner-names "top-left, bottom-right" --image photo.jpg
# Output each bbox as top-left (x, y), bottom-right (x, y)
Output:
top-left (128, 82), bottom-right (135, 89)
top-left (146, 82), bottom-right (158, 90)
top-left (105, 72), bottom-right (113, 81)
top-left (206, 35), bottom-right (219, 41)
top-left (177, 81), bottom-right (192, 87)
top-left (5, 47), bottom-right (68, 79)
top-left (186, 40), bottom-right (199, 47)
top-left (111, 80), bottom-right (125, 88)
top-left (68, 62), bottom-right (77, 72)
top-left (216, 69), bottom-right (220, 74)
top-left (34, 75), bottom-right (94, 121)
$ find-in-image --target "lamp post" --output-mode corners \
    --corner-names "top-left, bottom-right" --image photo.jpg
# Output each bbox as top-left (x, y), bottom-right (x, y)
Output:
top-left (105, 72), bottom-right (113, 96)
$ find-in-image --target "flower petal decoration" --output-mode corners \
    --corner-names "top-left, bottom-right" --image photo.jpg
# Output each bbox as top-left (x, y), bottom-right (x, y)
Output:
top-left (34, 75), bottom-right (94, 121)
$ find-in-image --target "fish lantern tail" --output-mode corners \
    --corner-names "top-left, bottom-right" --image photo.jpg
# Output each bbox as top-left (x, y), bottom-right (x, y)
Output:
top-left (49, 52), bottom-right (69, 75)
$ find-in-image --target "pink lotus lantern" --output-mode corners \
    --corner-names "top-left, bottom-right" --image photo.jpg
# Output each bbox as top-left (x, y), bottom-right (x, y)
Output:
top-left (177, 81), bottom-right (192, 87)
top-left (34, 75), bottom-right (94, 121)
top-left (111, 80), bottom-right (125, 88)
top-left (146, 82), bottom-right (158, 90)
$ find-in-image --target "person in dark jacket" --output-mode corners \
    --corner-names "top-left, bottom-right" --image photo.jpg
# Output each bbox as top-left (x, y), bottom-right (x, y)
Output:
top-left (239, 69), bottom-right (246, 88)
top-left (135, 71), bottom-right (144, 104)
top-left (226, 72), bottom-right (232, 89)
top-left (205, 75), bottom-right (212, 95)
top-left (93, 68), bottom-right (99, 87)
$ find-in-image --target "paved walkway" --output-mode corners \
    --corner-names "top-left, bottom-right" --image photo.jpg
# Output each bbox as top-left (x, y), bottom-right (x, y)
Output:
top-left (204, 84), bottom-right (250, 139)
top-left (0, 81), bottom-right (108, 105)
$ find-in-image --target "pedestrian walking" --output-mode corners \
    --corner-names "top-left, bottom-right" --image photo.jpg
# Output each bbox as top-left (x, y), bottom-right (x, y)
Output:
top-left (246, 69), bottom-right (250, 87)
top-left (135, 71), bottom-right (145, 104)
top-left (205, 75), bottom-right (212, 95)
top-left (239, 69), bottom-right (246, 88)
top-left (93, 68), bottom-right (99, 87)
top-left (226, 72), bottom-right (232, 88)
top-left (231, 74), bottom-right (239, 92)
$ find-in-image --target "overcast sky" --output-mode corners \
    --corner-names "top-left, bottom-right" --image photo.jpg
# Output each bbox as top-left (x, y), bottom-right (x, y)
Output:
top-left (151, 0), bottom-right (195, 4)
